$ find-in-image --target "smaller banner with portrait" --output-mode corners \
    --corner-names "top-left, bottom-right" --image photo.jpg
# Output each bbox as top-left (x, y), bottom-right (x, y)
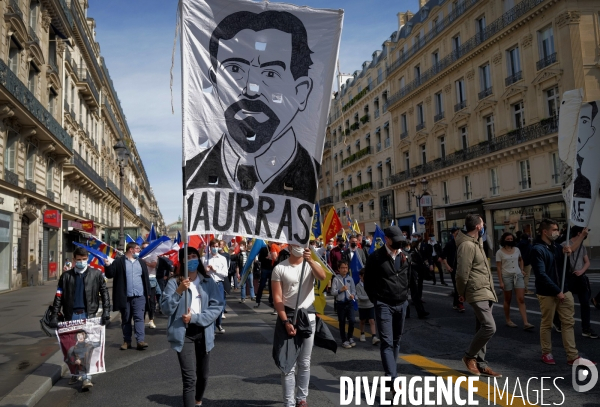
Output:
top-left (55, 318), bottom-right (106, 377)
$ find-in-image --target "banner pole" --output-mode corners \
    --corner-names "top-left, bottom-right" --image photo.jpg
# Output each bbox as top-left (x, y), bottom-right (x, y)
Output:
top-left (292, 243), bottom-right (310, 326)
top-left (560, 193), bottom-right (575, 293)
top-left (178, 0), bottom-right (188, 316)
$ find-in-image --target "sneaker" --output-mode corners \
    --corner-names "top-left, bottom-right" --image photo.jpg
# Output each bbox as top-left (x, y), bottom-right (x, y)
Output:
top-left (216, 325), bottom-right (225, 334)
top-left (525, 290), bottom-right (535, 295)
top-left (82, 379), bottom-right (93, 389)
top-left (137, 341), bottom-right (149, 350)
top-left (457, 304), bottom-right (465, 313)
top-left (68, 376), bottom-right (81, 385)
top-left (553, 324), bottom-right (562, 333)
top-left (478, 366), bottom-right (502, 378)
top-left (372, 336), bottom-right (380, 345)
top-left (359, 334), bottom-right (366, 342)
top-left (541, 353), bottom-right (556, 365)
top-left (582, 330), bottom-right (599, 339)
top-left (120, 342), bottom-right (131, 350)
top-left (271, 310), bottom-right (278, 315)
top-left (239, 298), bottom-right (245, 303)
top-left (254, 303), bottom-right (260, 309)
top-left (462, 356), bottom-right (480, 376)
top-left (251, 297), bottom-right (256, 301)
top-left (567, 356), bottom-right (597, 366)
top-left (453, 305), bottom-right (458, 310)
top-left (221, 313), bottom-right (226, 319)
top-left (148, 320), bottom-right (156, 329)
top-left (349, 338), bottom-right (356, 347)
top-left (342, 341), bottom-right (352, 349)
top-left (296, 400), bottom-right (308, 407)
top-left (523, 323), bottom-right (535, 330)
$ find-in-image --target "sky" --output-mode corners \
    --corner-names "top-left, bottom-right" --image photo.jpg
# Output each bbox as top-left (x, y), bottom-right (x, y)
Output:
top-left (90, 0), bottom-right (419, 226)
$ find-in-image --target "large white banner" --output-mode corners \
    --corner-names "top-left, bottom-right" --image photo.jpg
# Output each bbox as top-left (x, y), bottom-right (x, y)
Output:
top-left (182, 0), bottom-right (343, 245)
top-left (559, 93), bottom-right (600, 226)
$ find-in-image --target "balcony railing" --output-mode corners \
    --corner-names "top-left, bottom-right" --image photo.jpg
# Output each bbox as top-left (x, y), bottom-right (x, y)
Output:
top-left (71, 0), bottom-right (103, 83)
top-left (478, 87), bottom-right (493, 100)
top-left (78, 69), bottom-right (100, 104)
top-left (400, 131), bottom-right (408, 139)
top-left (384, 0), bottom-right (546, 110)
top-left (4, 168), bottom-right (18, 186)
top-left (490, 186), bottom-right (500, 195)
top-left (505, 70), bottom-right (523, 86)
top-left (68, 151), bottom-right (106, 190)
top-left (57, 0), bottom-right (74, 27)
top-left (103, 98), bottom-right (124, 139)
top-left (341, 181), bottom-right (373, 198)
top-left (434, 112), bottom-right (444, 122)
top-left (388, 117), bottom-right (558, 186)
top-left (47, 189), bottom-right (55, 201)
top-left (454, 100), bottom-right (467, 112)
top-left (341, 146), bottom-right (371, 168)
top-left (386, 0), bottom-right (481, 77)
top-left (319, 196), bottom-right (333, 206)
top-left (7, 0), bottom-right (23, 20)
top-left (25, 179), bottom-right (36, 192)
top-left (536, 52), bottom-right (557, 71)
top-left (416, 122), bottom-right (425, 131)
top-left (324, 140), bottom-right (331, 149)
top-left (0, 59), bottom-right (73, 151)
top-left (342, 84), bottom-right (371, 112)
top-left (350, 122), bottom-right (359, 131)
top-left (107, 178), bottom-right (137, 214)
top-left (28, 26), bottom-right (40, 45)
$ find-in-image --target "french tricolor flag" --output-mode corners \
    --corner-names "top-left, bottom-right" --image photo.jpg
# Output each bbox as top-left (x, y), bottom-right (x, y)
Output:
top-left (56, 288), bottom-right (62, 297)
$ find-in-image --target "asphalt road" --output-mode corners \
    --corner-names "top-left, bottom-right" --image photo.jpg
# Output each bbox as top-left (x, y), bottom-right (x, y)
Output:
top-left (36, 273), bottom-right (600, 407)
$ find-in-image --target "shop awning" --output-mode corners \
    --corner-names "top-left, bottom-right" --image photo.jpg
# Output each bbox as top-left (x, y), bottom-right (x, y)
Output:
top-left (483, 193), bottom-right (563, 211)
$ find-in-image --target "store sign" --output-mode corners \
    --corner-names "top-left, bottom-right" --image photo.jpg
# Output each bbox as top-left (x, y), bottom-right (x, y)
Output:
top-left (43, 210), bottom-right (62, 228)
top-left (420, 196), bottom-right (433, 207)
top-left (80, 220), bottom-right (94, 233)
top-left (49, 262), bottom-right (57, 279)
top-left (64, 220), bottom-right (84, 231)
top-left (445, 203), bottom-right (484, 221)
top-left (435, 209), bottom-right (446, 221)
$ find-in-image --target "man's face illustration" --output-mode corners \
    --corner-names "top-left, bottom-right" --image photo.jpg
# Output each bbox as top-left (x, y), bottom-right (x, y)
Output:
top-left (77, 333), bottom-right (85, 343)
top-left (213, 29), bottom-right (311, 153)
top-left (578, 103), bottom-right (596, 152)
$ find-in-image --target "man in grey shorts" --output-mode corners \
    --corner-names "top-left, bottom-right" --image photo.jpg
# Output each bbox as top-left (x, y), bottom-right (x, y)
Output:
top-left (456, 214), bottom-right (502, 378)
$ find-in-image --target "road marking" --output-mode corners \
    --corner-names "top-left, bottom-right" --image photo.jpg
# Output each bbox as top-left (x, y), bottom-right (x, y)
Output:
top-left (401, 354), bottom-right (535, 407)
top-left (319, 314), bottom-right (377, 340)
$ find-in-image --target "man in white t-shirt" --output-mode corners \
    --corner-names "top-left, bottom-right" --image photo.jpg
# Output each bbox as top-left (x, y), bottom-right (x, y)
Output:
top-left (203, 239), bottom-right (229, 333)
top-left (141, 242), bottom-right (159, 329)
top-left (272, 245), bottom-right (327, 407)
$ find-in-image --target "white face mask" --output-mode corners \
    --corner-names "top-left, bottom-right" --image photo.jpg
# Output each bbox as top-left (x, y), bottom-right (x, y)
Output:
top-left (291, 246), bottom-right (305, 258)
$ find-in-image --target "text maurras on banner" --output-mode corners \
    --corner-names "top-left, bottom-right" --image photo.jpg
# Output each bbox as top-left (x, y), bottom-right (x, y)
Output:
top-left (181, 0), bottom-right (343, 244)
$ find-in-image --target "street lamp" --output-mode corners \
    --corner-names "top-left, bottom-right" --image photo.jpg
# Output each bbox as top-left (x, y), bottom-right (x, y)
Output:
top-left (409, 177), bottom-right (429, 218)
top-left (113, 140), bottom-right (130, 251)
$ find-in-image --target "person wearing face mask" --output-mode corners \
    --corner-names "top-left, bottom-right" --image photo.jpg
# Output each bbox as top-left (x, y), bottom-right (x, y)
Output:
top-left (531, 219), bottom-right (591, 365)
top-left (348, 236), bottom-right (366, 266)
top-left (495, 232), bottom-right (533, 330)
top-left (455, 214), bottom-right (501, 378)
top-left (363, 226), bottom-right (415, 379)
top-left (105, 242), bottom-right (151, 351)
top-left (162, 247), bottom-right (224, 407)
top-left (49, 246), bottom-right (111, 389)
top-left (235, 241), bottom-right (255, 303)
top-left (428, 235), bottom-right (447, 286)
top-left (362, 235), bottom-right (372, 260)
top-left (440, 227), bottom-right (464, 312)
top-left (203, 239), bottom-right (229, 333)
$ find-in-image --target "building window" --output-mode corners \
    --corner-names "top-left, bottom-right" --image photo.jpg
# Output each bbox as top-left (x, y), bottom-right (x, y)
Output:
top-left (538, 25), bottom-right (555, 60)
top-left (460, 126), bottom-right (468, 149)
top-left (4, 132), bottom-right (18, 172)
top-left (506, 46), bottom-right (522, 84)
top-left (432, 51), bottom-right (439, 67)
top-left (46, 159), bottom-right (54, 190)
top-left (414, 65), bottom-right (421, 82)
top-left (504, 0), bottom-right (515, 12)
top-left (29, 0), bottom-right (39, 30)
top-left (513, 101), bottom-right (525, 128)
top-left (456, 78), bottom-right (466, 105)
top-left (439, 136), bottom-right (446, 160)
top-left (435, 92), bottom-right (443, 117)
top-left (452, 35), bottom-right (461, 54)
top-left (8, 37), bottom-right (21, 73)
top-left (417, 103), bottom-right (424, 126)
top-left (476, 16), bottom-right (486, 37)
top-left (485, 115), bottom-right (495, 141)
top-left (404, 151), bottom-right (410, 171)
top-left (401, 114), bottom-right (408, 135)
top-left (464, 175), bottom-right (472, 199)
top-left (519, 159), bottom-right (531, 190)
top-left (546, 87), bottom-right (560, 117)
top-left (367, 167), bottom-right (372, 183)
top-left (48, 88), bottom-right (57, 116)
top-left (479, 64), bottom-right (491, 93)
top-left (399, 76), bottom-right (405, 89)
top-left (490, 168), bottom-right (499, 195)
top-left (421, 144), bottom-right (427, 164)
top-left (28, 63), bottom-right (39, 94)
top-left (551, 152), bottom-right (561, 185)
top-left (25, 145), bottom-right (36, 181)
top-left (442, 181), bottom-right (449, 204)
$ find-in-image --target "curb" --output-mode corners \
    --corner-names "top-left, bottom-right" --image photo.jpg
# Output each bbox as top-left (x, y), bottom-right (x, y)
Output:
top-left (0, 311), bottom-right (120, 407)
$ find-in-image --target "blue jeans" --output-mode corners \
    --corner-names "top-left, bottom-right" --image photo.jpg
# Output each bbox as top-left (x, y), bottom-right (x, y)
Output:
top-left (256, 269), bottom-right (273, 305)
top-left (375, 300), bottom-right (408, 378)
top-left (336, 301), bottom-right (355, 342)
top-left (121, 296), bottom-right (146, 343)
top-left (216, 282), bottom-right (225, 326)
top-left (241, 272), bottom-right (255, 300)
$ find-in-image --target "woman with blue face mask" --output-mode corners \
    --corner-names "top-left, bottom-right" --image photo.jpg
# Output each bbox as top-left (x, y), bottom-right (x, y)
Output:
top-left (161, 247), bottom-right (224, 407)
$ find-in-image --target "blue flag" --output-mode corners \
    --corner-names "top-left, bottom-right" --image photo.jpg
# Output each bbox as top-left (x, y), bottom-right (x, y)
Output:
top-left (135, 235), bottom-right (144, 246)
top-left (369, 225), bottom-right (386, 255)
top-left (239, 239), bottom-right (266, 287)
top-left (148, 224), bottom-right (157, 243)
top-left (349, 250), bottom-right (363, 286)
top-left (312, 202), bottom-right (322, 240)
top-left (125, 234), bottom-right (134, 244)
top-left (175, 231), bottom-right (181, 245)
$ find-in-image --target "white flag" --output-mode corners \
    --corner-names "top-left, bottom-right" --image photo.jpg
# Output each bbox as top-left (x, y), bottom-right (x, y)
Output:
top-left (181, 0), bottom-right (343, 245)
top-left (558, 89), bottom-right (583, 217)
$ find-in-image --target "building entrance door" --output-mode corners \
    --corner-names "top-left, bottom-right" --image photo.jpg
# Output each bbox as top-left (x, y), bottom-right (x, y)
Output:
top-left (20, 215), bottom-right (30, 287)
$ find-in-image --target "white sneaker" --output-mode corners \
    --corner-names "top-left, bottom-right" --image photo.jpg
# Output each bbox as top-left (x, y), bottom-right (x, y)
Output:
top-left (221, 313), bottom-right (226, 319)
top-left (239, 298), bottom-right (245, 303)
top-left (271, 310), bottom-right (278, 315)
top-left (349, 338), bottom-right (356, 347)
top-left (372, 336), bottom-right (380, 345)
top-left (342, 341), bottom-right (352, 349)
top-left (360, 334), bottom-right (366, 342)
top-left (148, 320), bottom-right (156, 329)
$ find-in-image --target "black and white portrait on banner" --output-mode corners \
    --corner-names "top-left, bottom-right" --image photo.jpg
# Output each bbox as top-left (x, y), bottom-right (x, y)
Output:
top-left (182, 0), bottom-right (343, 245)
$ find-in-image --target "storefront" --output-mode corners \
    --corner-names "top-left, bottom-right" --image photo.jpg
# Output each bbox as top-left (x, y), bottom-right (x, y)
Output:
top-left (0, 195), bottom-right (15, 292)
top-left (42, 210), bottom-right (61, 281)
top-left (434, 200), bottom-right (485, 246)
top-left (484, 193), bottom-right (566, 254)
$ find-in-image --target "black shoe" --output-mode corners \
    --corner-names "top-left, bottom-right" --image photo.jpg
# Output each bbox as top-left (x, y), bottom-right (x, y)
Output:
top-left (593, 298), bottom-right (600, 310)
top-left (442, 283), bottom-right (449, 286)
top-left (254, 302), bottom-right (260, 308)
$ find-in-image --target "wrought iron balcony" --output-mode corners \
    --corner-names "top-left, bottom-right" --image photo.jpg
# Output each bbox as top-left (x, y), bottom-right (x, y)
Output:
top-left (67, 151), bottom-right (106, 190)
top-left (434, 112), bottom-right (444, 122)
top-left (0, 59), bottom-right (73, 151)
top-left (324, 140), bottom-right (331, 149)
top-left (388, 117), bottom-right (558, 186)
top-left (341, 146), bottom-right (371, 168)
top-left (4, 168), bottom-right (18, 186)
top-left (505, 70), bottom-right (522, 86)
top-left (47, 189), bottom-right (55, 201)
top-left (454, 100), bottom-right (467, 112)
top-left (319, 196), bottom-right (333, 206)
top-left (77, 68), bottom-right (100, 106)
top-left (25, 179), bottom-right (36, 192)
top-left (28, 26), bottom-right (40, 45)
top-left (416, 122), bottom-right (426, 131)
top-left (478, 87), bottom-right (493, 100)
top-left (7, 0), bottom-right (23, 20)
top-left (400, 131), bottom-right (409, 139)
top-left (536, 52), bottom-right (557, 71)
top-left (341, 181), bottom-right (373, 198)
top-left (103, 99), bottom-right (124, 139)
top-left (107, 178), bottom-right (137, 214)
top-left (71, 0), bottom-right (103, 82)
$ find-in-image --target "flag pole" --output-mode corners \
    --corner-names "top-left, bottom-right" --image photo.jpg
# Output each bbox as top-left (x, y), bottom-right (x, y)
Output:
top-left (560, 188), bottom-right (575, 293)
top-left (178, 0), bottom-right (188, 317)
top-left (292, 242), bottom-right (310, 326)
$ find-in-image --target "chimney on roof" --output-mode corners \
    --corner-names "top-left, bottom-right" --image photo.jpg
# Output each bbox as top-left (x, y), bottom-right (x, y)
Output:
top-left (397, 11), bottom-right (414, 31)
top-left (419, 0), bottom-right (428, 8)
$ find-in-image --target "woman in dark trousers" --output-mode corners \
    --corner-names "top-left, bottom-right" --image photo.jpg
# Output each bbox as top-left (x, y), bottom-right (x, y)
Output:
top-left (161, 247), bottom-right (224, 407)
